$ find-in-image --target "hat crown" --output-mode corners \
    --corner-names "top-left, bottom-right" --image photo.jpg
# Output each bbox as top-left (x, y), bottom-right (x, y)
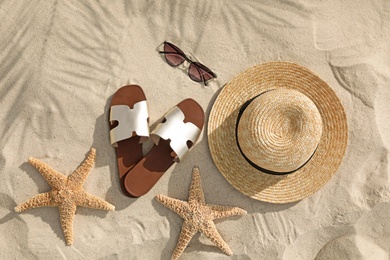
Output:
top-left (237, 88), bottom-right (322, 173)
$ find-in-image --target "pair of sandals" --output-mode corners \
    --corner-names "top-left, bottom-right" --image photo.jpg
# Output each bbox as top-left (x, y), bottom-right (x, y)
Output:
top-left (109, 85), bottom-right (205, 197)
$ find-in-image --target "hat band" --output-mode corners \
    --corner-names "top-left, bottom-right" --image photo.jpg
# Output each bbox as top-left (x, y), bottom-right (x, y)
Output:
top-left (235, 91), bottom-right (317, 175)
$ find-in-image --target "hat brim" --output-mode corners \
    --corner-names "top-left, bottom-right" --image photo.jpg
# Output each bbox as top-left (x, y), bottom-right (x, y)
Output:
top-left (208, 62), bottom-right (348, 203)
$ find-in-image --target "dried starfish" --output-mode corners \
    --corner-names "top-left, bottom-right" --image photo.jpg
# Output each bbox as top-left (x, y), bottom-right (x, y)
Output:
top-left (15, 148), bottom-right (115, 245)
top-left (155, 167), bottom-right (246, 259)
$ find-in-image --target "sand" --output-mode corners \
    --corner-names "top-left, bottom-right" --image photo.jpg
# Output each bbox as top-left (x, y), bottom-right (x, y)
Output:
top-left (1, 0), bottom-right (389, 259)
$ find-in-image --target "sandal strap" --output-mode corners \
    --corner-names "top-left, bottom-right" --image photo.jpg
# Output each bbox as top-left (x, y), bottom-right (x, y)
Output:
top-left (110, 100), bottom-right (149, 147)
top-left (151, 106), bottom-right (201, 162)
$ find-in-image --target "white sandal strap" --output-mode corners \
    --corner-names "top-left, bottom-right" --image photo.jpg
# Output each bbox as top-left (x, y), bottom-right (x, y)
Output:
top-left (110, 100), bottom-right (149, 147)
top-left (151, 106), bottom-right (201, 162)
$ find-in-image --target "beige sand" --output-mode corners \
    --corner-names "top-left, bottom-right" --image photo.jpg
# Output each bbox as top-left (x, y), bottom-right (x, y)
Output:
top-left (0, 0), bottom-right (389, 259)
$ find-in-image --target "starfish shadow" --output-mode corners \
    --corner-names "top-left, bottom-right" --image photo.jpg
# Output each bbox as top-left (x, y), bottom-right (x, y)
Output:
top-left (27, 208), bottom-right (65, 244)
top-left (20, 162), bottom-right (50, 193)
top-left (0, 193), bottom-right (22, 225)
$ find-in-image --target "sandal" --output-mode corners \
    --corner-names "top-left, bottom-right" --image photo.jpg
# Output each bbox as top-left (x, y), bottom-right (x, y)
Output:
top-left (123, 98), bottom-right (204, 197)
top-left (109, 85), bottom-right (149, 196)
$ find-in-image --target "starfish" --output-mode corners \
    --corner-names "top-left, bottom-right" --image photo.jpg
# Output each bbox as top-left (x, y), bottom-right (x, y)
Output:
top-left (155, 167), bottom-right (246, 260)
top-left (15, 148), bottom-right (115, 245)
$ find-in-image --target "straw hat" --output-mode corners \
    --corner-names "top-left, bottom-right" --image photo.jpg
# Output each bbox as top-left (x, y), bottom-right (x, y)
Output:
top-left (208, 62), bottom-right (348, 203)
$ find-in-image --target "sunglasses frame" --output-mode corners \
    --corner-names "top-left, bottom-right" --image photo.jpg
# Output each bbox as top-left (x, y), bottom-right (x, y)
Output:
top-left (159, 41), bottom-right (216, 86)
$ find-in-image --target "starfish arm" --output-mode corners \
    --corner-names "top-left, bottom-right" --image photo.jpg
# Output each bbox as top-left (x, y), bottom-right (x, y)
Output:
top-left (200, 220), bottom-right (233, 256)
top-left (172, 221), bottom-right (197, 260)
top-left (59, 203), bottom-right (77, 245)
top-left (28, 158), bottom-right (66, 190)
top-left (155, 195), bottom-right (189, 219)
top-left (188, 167), bottom-right (205, 204)
top-left (15, 192), bottom-right (56, 212)
top-left (76, 191), bottom-right (115, 211)
top-left (208, 204), bottom-right (247, 220)
top-left (67, 148), bottom-right (96, 189)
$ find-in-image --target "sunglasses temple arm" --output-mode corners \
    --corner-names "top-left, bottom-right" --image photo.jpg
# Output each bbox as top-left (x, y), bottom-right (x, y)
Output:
top-left (159, 51), bottom-right (181, 54)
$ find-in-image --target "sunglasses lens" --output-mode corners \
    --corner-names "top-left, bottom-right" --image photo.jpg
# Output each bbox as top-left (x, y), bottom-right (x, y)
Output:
top-left (164, 43), bottom-right (185, 66)
top-left (189, 63), bottom-right (215, 83)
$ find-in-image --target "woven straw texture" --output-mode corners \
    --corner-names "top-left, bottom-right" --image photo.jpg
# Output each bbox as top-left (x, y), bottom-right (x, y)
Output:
top-left (237, 88), bottom-right (323, 173)
top-left (208, 62), bottom-right (348, 203)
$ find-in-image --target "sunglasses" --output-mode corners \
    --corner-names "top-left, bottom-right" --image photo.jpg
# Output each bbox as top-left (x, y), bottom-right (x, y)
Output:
top-left (159, 41), bottom-right (216, 86)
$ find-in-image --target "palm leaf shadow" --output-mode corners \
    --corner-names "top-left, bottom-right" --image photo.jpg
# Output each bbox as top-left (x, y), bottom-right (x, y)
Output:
top-left (0, 1), bottom-right (126, 153)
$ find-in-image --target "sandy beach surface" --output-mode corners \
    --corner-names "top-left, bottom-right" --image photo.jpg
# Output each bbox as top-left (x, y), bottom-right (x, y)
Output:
top-left (1, 1), bottom-right (390, 259)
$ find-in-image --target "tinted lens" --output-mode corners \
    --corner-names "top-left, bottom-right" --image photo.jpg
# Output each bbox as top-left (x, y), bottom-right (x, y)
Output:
top-left (188, 63), bottom-right (202, 82)
top-left (189, 62), bottom-right (215, 83)
top-left (164, 42), bottom-right (185, 66)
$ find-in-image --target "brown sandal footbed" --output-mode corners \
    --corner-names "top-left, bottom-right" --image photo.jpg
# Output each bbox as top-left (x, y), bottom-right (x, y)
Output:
top-left (109, 85), bottom-right (147, 196)
top-left (123, 98), bottom-right (204, 197)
